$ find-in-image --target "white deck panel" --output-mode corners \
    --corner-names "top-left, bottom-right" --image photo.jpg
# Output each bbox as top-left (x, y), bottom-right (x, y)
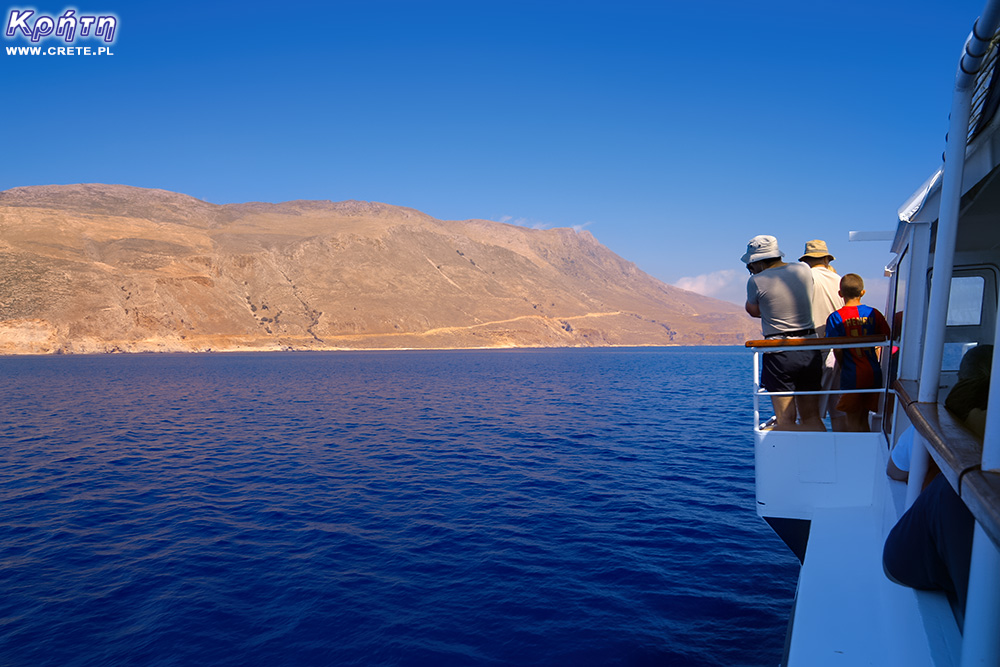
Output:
top-left (755, 431), bottom-right (882, 521)
top-left (788, 498), bottom-right (962, 666)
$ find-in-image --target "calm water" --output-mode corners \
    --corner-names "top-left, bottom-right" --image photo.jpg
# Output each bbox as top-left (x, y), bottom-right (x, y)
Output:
top-left (0, 347), bottom-right (797, 666)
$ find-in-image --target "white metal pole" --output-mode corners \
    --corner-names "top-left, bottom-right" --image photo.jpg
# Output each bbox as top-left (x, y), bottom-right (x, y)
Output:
top-left (952, 4), bottom-right (1000, 665)
top-left (960, 524), bottom-right (1000, 666)
top-left (908, 4), bottom-right (1000, 504)
top-left (907, 87), bottom-right (972, 505)
top-left (981, 317), bottom-right (1000, 470)
top-left (915, 85), bottom-right (972, 401)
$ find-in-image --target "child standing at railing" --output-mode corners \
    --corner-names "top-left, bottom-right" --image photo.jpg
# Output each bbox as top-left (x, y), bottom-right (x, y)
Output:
top-left (825, 274), bottom-right (891, 431)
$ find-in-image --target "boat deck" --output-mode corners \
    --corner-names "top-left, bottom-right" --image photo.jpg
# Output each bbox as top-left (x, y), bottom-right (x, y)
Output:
top-left (788, 478), bottom-right (962, 666)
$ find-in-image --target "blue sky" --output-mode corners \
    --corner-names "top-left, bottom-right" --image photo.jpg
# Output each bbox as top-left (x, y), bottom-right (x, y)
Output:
top-left (1, 0), bottom-right (989, 307)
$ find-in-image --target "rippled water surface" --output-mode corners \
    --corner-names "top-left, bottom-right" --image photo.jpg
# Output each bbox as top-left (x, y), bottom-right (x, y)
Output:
top-left (0, 348), bottom-right (797, 666)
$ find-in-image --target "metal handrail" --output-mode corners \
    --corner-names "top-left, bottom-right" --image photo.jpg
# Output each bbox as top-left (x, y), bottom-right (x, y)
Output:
top-left (745, 334), bottom-right (889, 351)
top-left (746, 336), bottom-right (891, 429)
top-left (757, 388), bottom-right (891, 397)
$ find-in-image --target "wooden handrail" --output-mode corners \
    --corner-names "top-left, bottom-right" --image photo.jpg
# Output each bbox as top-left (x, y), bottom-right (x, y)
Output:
top-left (745, 334), bottom-right (889, 349)
top-left (894, 378), bottom-right (1000, 548)
top-left (959, 471), bottom-right (1000, 550)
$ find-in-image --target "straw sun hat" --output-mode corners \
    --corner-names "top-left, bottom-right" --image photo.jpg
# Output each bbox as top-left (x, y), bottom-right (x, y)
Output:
top-left (799, 239), bottom-right (835, 261)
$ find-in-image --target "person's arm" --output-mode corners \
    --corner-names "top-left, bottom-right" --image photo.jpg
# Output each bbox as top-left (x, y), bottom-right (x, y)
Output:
top-left (876, 308), bottom-right (891, 336)
top-left (966, 408), bottom-right (987, 438)
top-left (873, 308), bottom-right (891, 360)
top-left (745, 276), bottom-right (761, 318)
top-left (886, 455), bottom-right (908, 482)
top-left (887, 427), bottom-right (913, 481)
top-left (827, 312), bottom-right (844, 363)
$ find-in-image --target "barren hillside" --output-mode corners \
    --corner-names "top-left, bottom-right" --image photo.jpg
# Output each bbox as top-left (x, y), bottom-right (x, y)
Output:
top-left (0, 184), bottom-right (757, 354)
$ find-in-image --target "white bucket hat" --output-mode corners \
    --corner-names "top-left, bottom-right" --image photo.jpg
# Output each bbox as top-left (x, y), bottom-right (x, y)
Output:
top-left (740, 235), bottom-right (784, 264)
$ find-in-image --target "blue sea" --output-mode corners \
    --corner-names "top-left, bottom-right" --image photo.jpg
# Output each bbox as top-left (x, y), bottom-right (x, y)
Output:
top-left (0, 347), bottom-right (797, 666)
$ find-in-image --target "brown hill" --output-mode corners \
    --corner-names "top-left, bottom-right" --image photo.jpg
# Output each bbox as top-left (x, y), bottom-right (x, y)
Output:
top-left (0, 184), bottom-right (757, 354)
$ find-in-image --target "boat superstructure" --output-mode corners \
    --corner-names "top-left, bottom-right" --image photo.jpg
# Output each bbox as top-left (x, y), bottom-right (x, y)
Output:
top-left (748, 2), bottom-right (1000, 664)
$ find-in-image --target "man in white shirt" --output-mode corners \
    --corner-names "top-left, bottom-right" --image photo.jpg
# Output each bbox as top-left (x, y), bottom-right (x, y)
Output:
top-left (800, 240), bottom-right (846, 430)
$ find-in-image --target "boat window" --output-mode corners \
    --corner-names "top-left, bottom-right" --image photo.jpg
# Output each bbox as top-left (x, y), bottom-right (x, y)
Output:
top-left (939, 269), bottom-right (997, 373)
top-left (943, 342), bottom-right (979, 370)
top-left (946, 275), bottom-right (985, 325)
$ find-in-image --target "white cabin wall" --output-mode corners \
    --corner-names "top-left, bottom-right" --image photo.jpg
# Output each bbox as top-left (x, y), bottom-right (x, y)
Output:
top-left (898, 223), bottom-right (931, 384)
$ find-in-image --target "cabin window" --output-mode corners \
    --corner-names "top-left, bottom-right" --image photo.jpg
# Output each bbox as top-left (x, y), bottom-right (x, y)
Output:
top-left (943, 342), bottom-right (980, 370)
top-left (946, 275), bottom-right (985, 325)
top-left (940, 269), bottom-right (997, 372)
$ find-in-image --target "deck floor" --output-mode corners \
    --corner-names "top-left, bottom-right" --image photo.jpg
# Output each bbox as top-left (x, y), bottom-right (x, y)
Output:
top-left (787, 483), bottom-right (961, 666)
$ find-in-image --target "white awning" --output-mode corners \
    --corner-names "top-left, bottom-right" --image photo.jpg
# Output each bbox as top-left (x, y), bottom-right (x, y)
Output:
top-left (897, 110), bottom-right (1000, 230)
top-left (897, 167), bottom-right (943, 224)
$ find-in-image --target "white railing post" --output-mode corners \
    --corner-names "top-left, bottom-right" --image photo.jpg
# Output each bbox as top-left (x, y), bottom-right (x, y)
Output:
top-left (961, 243), bottom-right (1000, 665)
top-left (914, 64), bottom-right (972, 403)
top-left (981, 305), bottom-right (1000, 470)
top-left (960, 524), bottom-right (1000, 666)
top-left (753, 350), bottom-right (760, 429)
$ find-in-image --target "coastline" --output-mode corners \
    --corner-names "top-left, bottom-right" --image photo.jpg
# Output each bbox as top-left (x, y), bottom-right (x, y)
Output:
top-left (0, 340), bottom-right (704, 357)
top-left (0, 314), bottom-right (749, 356)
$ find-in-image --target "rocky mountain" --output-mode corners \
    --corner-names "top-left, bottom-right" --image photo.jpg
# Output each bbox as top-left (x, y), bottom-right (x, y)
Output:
top-left (0, 184), bottom-right (757, 354)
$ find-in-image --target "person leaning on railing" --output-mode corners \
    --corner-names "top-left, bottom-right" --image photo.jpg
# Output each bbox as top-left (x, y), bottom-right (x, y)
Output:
top-left (886, 345), bottom-right (993, 482)
top-left (883, 474), bottom-right (975, 630)
top-left (882, 344), bottom-right (993, 631)
top-left (742, 235), bottom-right (825, 431)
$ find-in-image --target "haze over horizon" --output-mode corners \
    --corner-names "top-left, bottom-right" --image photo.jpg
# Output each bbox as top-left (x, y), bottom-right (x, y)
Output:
top-left (2, 0), bottom-right (988, 311)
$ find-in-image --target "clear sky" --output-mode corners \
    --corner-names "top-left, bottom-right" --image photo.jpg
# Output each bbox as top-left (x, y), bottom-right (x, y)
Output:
top-left (1, 0), bottom-right (989, 308)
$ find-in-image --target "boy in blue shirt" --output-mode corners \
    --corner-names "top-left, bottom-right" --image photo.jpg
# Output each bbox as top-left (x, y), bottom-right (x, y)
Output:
top-left (825, 273), bottom-right (891, 431)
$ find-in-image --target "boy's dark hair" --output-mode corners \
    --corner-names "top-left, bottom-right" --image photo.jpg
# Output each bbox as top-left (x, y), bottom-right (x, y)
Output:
top-left (840, 273), bottom-right (865, 300)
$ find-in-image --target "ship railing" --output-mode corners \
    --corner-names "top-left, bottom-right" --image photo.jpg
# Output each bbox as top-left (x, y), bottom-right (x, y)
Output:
top-left (744, 335), bottom-right (891, 430)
